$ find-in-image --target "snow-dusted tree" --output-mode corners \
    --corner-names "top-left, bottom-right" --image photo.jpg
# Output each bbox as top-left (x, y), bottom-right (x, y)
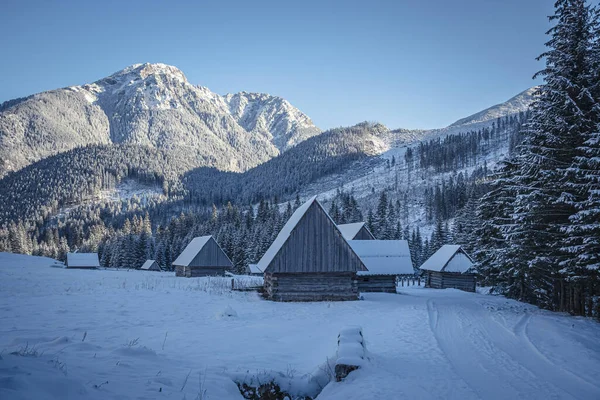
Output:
top-left (451, 188), bottom-right (481, 254)
top-left (560, 5), bottom-right (600, 316)
top-left (473, 160), bottom-right (522, 292)
top-left (506, 0), bottom-right (596, 309)
top-left (429, 217), bottom-right (450, 254)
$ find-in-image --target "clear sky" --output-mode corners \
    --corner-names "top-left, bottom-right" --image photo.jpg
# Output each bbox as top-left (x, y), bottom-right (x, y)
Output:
top-left (2, 0), bottom-right (554, 130)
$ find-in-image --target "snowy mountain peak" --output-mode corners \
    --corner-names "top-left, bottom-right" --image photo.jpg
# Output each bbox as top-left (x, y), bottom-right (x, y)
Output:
top-left (110, 63), bottom-right (188, 84)
top-left (224, 91), bottom-right (319, 150)
top-left (0, 63), bottom-right (322, 176)
top-left (449, 87), bottom-right (536, 128)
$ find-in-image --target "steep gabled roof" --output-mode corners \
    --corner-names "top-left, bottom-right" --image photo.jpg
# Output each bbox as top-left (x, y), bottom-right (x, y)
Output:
top-left (257, 196), bottom-right (366, 273)
top-left (349, 240), bottom-right (414, 275)
top-left (66, 253), bottom-right (100, 268)
top-left (248, 264), bottom-right (263, 274)
top-left (172, 236), bottom-right (233, 268)
top-left (256, 196), bottom-right (316, 272)
top-left (141, 260), bottom-right (159, 270)
top-left (420, 245), bottom-right (474, 273)
top-left (173, 236), bottom-right (212, 266)
top-left (337, 222), bottom-right (375, 240)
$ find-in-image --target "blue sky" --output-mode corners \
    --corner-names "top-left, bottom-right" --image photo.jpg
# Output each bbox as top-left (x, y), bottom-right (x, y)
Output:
top-left (2, 0), bottom-right (553, 130)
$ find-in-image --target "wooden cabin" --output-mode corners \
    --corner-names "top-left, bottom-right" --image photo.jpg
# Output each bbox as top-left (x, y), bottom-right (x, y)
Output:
top-left (337, 222), bottom-right (375, 240)
top-left (349, 240), bottom-right (414, 293)
top-left (66, 253), bottom-right (100, 269)
top-left (420, 245), bottom-right (476, 292)
top-left (173, 236), bottom-right (233, 277)
top-left (140, 260), bottom-right (160, 271)
top-left (247, 263), bottom-right (264, 276)
top-left (257, 196), bottom-right (367, 302)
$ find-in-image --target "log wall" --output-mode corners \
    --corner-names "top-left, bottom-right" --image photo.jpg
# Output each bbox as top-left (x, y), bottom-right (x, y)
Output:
top-left (426, 271), bottom-right (476, 292)
top-left (175, 266), bottom-right (227, 277)
top-left (357, 275), bottom-right (397, 293)
top-left (264, 272), bottom-right (359, 301)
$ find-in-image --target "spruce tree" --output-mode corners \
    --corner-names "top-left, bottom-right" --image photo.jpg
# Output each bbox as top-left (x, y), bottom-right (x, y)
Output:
top-left (560, 5), bottom-right (600, 316)
top-left (505, 0), bottom-right (596, 308)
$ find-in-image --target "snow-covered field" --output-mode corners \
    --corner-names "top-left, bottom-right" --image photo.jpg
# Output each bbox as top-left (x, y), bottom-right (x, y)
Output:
top-left (1, 252), bottom-right (599, 400)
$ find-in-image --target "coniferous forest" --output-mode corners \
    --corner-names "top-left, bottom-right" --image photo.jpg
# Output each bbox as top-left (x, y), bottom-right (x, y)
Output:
top-left (473, 0), bottom-right (600, 317)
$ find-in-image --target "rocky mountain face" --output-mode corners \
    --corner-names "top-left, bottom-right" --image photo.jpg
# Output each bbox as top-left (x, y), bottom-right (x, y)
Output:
top-left (0, 63), bottom-right (320, 177)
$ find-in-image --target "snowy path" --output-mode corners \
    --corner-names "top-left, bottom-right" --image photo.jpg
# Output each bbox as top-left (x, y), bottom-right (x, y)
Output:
top-left (1, 253), bottom-right (600, 400)
top-left (425, 295), bottom-right (600, 400)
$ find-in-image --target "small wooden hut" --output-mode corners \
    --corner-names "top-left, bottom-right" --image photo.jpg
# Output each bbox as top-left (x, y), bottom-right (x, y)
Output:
top-left (173, 236), bottom-right (233, 277)
top-left (247, 263), bottom-right (263, 276)
top-left (257, 196), bottom-right (367, 301)
top-left (337, 222), bottom-right (375, 241)
top-left (66, 253), bottom-right (100, 269)
top-left (420, 245), bottom-right (476, 292)
top-left (140, 260), bottom-right (160, 271)
top-left (349, 240), bottom-right (414, 293)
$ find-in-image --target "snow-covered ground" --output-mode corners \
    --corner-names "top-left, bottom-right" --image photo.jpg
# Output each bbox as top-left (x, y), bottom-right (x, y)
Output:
top-left (1, 252), bottom-right (599, 400)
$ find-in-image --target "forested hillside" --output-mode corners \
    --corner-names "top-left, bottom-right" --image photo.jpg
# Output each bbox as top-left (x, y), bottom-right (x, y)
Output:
top-left (0, 123), bottom-right (391, 269)
top-left (0, 115), bottom-right (525, 277)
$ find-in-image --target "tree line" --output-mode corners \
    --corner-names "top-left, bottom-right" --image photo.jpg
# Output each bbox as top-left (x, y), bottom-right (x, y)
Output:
top-left (470, 0), bottom-right (600, 319)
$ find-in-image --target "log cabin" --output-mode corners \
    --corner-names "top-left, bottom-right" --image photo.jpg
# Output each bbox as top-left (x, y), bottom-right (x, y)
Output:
top-left (257, 196), bottom-right (367, 301)
top-left (66, 253), bottom-right (100, 269)
top-left (420, 245), bottom-right (476, 292)
top-left (349, 240), bottom-right (414, 293)
top-left (173, 236), bottom-right (233, 277)
top-left (140, 259), bottom-right (161, 271)
top-left (337, 222), bottom-right (376, 241)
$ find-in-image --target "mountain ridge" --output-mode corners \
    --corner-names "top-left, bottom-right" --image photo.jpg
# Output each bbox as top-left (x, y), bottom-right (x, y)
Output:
top-left (449, 87), bottom-right (536, 128)
top-left (0, 63), bottom-right (320, 177)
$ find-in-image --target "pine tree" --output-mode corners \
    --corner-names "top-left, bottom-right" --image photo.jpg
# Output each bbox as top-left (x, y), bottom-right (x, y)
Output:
top-left (374, 191), bottom-right (388, 238)
top-left (452, 189), bottom-right (480, 254)
top-left (501, 0), bottom-right (596, 309)
top-left (366, 209), bottom-right (375, 239)
top-left (560, 5), bottom-right (600, 316)
top-left (474, 160), bottom-right (520, 291)
top-left (430, 217), bottom-right (449, 253)
top-left (329, 200), bottom-right (341, 224)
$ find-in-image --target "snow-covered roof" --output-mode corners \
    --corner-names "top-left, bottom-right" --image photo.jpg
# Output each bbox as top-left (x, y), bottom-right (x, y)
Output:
top-left (349, 240), bottom-right (414, 275)
top-left (248, 264), bottom-right (263, 274)
top-left (140, 260), bottom-right (159, 270)
top-left (420, 245), bottom-right (474, 273)
top-left (172, 236), bottom-right (212, 266)
top-left (66, 253), bottom-right (100, 268)
top-left (256, 196), bottom-right (317, 272)
top-left (257, 196), bottom-right (366, 273)
top-left (337, 222), bottom-right (369, 240)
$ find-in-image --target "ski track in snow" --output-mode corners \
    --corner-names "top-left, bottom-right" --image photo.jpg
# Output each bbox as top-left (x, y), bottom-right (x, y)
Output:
top-left (1, 253), bottom-right (600, 400)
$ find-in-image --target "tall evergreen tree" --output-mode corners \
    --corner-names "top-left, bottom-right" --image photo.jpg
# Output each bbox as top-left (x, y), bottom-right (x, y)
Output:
top-left (500, 0), bottom-right (596, 309)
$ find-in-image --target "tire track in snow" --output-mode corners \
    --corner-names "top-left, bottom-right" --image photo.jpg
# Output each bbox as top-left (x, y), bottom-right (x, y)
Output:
top-left (428, 298), bottom-right (588, 400)
top-left (426, 299), bottom-right (483, 399)
top-left (510, 313), bottom-right (600, 396)
top-left (481, 308), bottom-right (600, 398)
